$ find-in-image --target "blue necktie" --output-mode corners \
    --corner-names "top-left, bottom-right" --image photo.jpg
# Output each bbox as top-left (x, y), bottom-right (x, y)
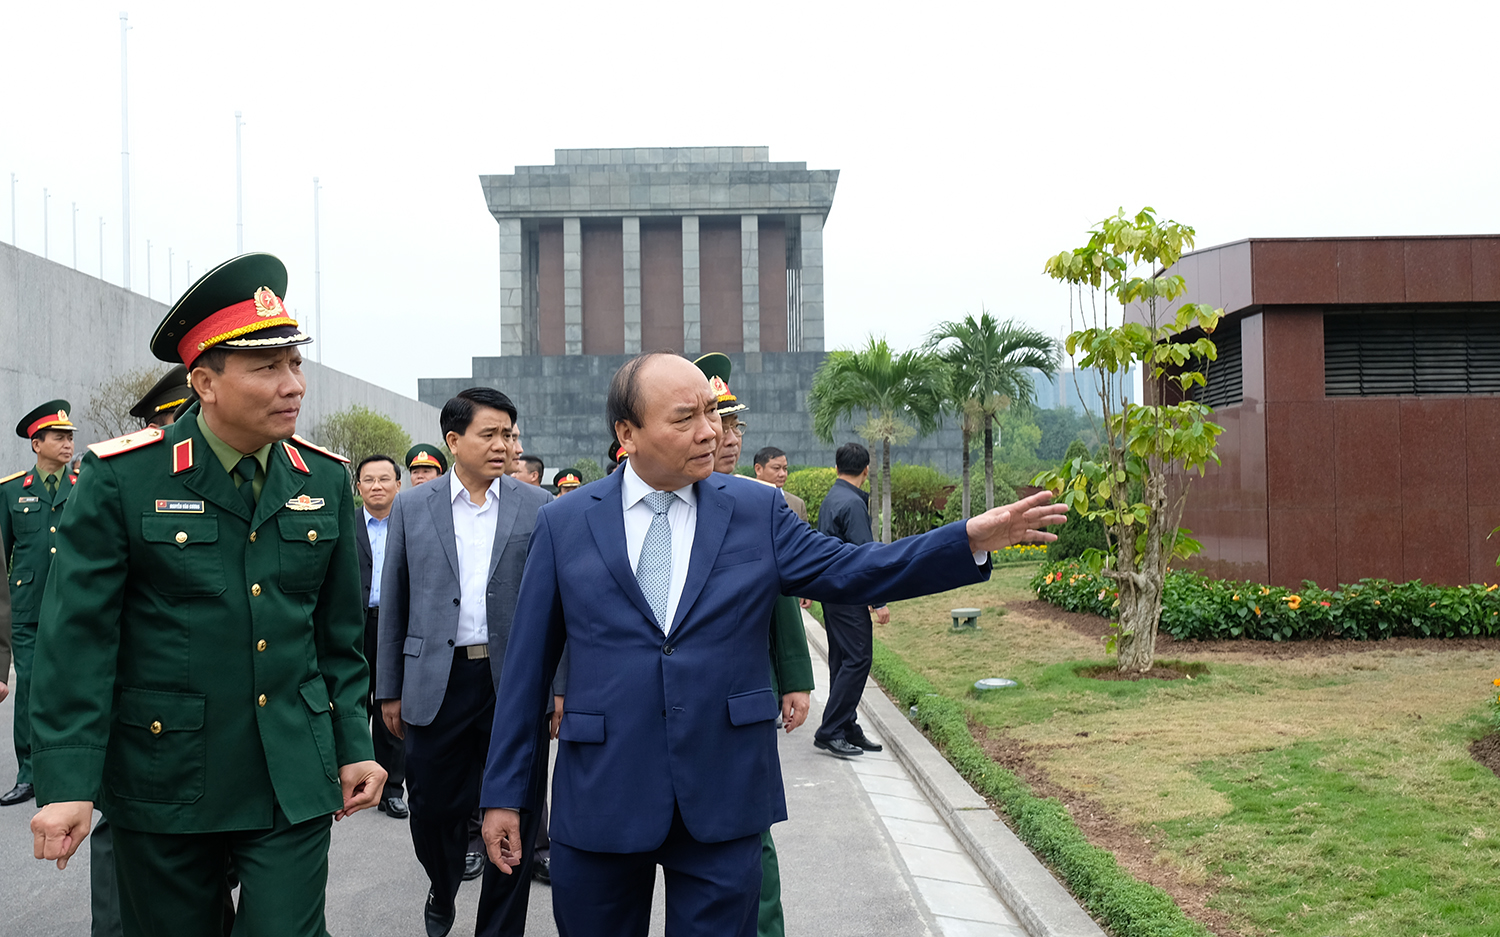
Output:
top-left (636, 491), bottom-right (675, 631)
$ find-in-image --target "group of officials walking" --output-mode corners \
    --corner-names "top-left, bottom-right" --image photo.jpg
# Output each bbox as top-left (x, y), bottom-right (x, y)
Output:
top-left (9, 250), bottom-right (1068, 937)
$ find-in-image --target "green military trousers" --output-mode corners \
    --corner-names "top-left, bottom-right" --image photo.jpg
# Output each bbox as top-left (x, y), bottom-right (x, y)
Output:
top-left (112, 806), bottom-right (329, 937)
top-left (10, 620), bottom-right (35, 785)
top-left (758, 829), bottom-right (784, 937)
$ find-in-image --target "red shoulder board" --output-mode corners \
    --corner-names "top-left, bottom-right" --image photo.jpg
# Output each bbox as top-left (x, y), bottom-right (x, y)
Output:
top-left (290, 435), bottom-right (350, 464)
top-left (88, 427), bottom-right (166, 460)
top-left (172, 439), bottom-right (194, 475)
top-left (22, 474), bottom-right (33, 488)
top-left (0, 470), bottom-right (24, 485)
top-left (282, 441), bottom-right (311, 475)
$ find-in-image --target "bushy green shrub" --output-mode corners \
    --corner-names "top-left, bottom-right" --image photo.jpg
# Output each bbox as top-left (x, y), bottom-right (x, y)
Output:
top-left (889, 463), bottom-right (954, 539)
top-left (1048, 509), bottom-right (1107, 562)
top-left (938, 462), bottom-right (1026, 526)
top-left (784, 467), bottom-right (838, 526)
top-left (570, 458), bottom-right (605, 484)
top-left (1031, 561), bottom-right (1500, 641)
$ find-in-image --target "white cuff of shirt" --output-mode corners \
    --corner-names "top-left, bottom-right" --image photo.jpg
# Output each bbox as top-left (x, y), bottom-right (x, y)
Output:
top-left (973, 551), bottom-right (988, 565)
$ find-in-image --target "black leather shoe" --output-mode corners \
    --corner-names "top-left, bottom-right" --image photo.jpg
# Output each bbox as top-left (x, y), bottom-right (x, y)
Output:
top-left (424, 888), bottom-right (456, 937)
top-left (462, 851), bottom-right (484, 882)
top-left (847, 733), bottom-right (884, 752)
top-left (532, 855), bottom-right (551, 885)
top-left (813, 738), bottom-right (865, 757)
top-left (0, 783), bottom-right (34, 806)
top-left (377, 795), bottom-right (409, 819)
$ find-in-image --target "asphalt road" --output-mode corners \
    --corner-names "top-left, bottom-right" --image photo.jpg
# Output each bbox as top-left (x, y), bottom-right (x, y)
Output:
top-left (0, 671), bottom-right (936, 936)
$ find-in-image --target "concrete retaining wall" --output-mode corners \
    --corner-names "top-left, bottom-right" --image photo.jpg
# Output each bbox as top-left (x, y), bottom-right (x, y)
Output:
top-left (0, 242), bottom-right (440, 469)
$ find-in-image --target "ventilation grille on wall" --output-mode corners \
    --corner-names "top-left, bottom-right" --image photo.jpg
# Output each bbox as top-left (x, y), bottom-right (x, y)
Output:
top-left (1187, 316), bottom-right (1243, 409)
top-left (1324, 309), bottom-right (1500, 396)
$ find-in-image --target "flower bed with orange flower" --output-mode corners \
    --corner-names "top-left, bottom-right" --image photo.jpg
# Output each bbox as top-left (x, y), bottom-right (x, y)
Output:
top-left (1031, 562), bottom-right (1500, 641)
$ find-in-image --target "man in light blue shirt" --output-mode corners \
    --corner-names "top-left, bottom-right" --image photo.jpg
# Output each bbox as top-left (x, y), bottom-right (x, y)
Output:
top-left (356, 454), bottom-right (407, 818)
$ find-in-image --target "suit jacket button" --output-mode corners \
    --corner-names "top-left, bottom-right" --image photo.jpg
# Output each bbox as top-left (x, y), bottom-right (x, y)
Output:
top-left (663, 644), bottom-right (674, 655)
top-left (149, 720), bottom-right (162, 735)
top-left (447, 639), bottom-right (455, 647)
top-left (256, 639), bottom-right (267, 652)
top-left (251, 583), bottom-right (262, 596)
top-left (257, 694), bottom-right (267, 707)
top-left (453, 597), bottom-right (460, 606)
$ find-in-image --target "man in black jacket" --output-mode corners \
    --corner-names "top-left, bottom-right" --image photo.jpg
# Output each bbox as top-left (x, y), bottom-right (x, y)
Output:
top-left (812, 442), bottom-right (888, 758)
top-left (356, 454), bottom-right (408, 819)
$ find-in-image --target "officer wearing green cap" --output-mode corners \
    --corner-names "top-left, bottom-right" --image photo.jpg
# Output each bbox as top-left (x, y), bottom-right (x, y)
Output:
top-left (404, 443), bottom-right (448, 486)
top-left (693, 352), bottom-right (813, 937)
top-left (27, 252), bottom-right (384, 937)
top-left (128, 365), bottom-right (192, 428)
top-left (0, 398), bottom-right (79, 807)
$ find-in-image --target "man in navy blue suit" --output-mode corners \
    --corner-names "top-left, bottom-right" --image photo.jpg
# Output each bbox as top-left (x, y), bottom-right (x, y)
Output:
top-left (480, 352), bottom-right (1068, 936)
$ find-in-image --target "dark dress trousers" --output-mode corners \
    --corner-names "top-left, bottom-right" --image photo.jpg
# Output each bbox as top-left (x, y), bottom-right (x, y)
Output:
top-left (356, 512), bottom-right (406, 800)
top-left (482, 471), bottom-right (990, 937)
top-left (813, 478), bottom-right (880, 746)
top-left (377, 472), bottom-right (552, 937)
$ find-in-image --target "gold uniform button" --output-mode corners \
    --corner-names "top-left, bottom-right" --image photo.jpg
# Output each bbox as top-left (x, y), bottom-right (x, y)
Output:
top-left (257, 639), bottom-right (267, 652)
top-left (50, 547), bottom-right (56, 554)
top-left (50, 526), bottom-right (56, 533)
top-left (329, 702), bottom-right (335, 711)
top-left (150, 720), bottom-right (163, 735)
top-left (249, 531), bottom-right (257, 543)
top-left (251, 583), bottom-right (262, 596)
top-left (175, 531), bottom-right (188, 544)
top-left (257, 694), bottom-right (267, 707)
top-left (307, 530), bottom-right (317, 542)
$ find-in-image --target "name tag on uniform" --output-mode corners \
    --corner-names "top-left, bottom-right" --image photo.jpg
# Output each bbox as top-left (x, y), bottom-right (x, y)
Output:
top-left (17, 496), bottom-right (39, 503)
top-left (155, 499), bottom-right (205, 513)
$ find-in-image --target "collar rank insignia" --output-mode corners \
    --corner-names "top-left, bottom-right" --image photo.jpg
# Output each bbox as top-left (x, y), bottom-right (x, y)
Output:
top-left (286, 494), bottom-right (326, 511)
top-left (172, 438), bottom-right (193, 474)
top-left (87, 427), bottom-right (166, 460)
top-left (22, 474), bottom-right (33, 488)
top-left (282, 441), bottom-right (311, 474)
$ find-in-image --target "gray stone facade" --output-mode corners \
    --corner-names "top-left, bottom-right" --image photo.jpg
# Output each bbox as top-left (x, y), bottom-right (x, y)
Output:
top-left (419, 352), bottom-right (966, 477)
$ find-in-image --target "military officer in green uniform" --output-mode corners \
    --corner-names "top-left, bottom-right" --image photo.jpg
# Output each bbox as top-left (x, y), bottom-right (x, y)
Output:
top-left (28, 253), bottom-right (385, 937)
top-left (404, 442), bottom-right (447, 485)
top-left (697, 352), bottom-right (815, 937)
top-left (0, 399), bottom-right (78, 806)
top-left (128, 364), bottom-right (192, 429)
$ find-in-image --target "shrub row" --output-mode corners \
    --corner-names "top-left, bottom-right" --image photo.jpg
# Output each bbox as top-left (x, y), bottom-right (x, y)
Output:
top-left (870, 641), bottom-right (1209, 937)
top-left (1031, 561), bottom-right (1500, 641)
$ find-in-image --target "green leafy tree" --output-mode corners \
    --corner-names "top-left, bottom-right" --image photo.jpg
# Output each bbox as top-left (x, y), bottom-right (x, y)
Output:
top-left (809, 338), bottom-right (943, 543)
top-left (1033, 208), bottom-right (1224, 673)
top-left (926, 313), bottom-right (1061, 518)
top-left (571, 458), bottom-right (605, 484)
top-left (312, 405), bottom-right (412, 472)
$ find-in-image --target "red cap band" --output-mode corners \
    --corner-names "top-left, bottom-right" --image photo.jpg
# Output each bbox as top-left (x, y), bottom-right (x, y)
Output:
top-left (26, 411), bottom-right (74, 437)
top-left (179, 288), bottom-right (296, 367)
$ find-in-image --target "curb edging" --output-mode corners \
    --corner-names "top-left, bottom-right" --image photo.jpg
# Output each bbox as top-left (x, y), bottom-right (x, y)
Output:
top-left (802, 613), bottom-right (1107, 937)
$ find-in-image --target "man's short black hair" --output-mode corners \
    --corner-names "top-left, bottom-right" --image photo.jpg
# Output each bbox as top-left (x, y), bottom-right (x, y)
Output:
top-left (835, 442), bottom-right (870, 475)
top-left (520, 455), bottom-right (544, 476)
top-left (440, 387), bottom-right (518, 439)
top-left (356, 454), bottom-right (401, 480)
top-left (607, 351), bottom-right (680, 429)
top-left (753, 446), bottom-right (786, 468)
top-left (30, 428), bottom-right (72, 445)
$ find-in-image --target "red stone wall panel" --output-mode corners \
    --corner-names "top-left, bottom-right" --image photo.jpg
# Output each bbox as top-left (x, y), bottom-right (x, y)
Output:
top-left (1399, 398), bottom-right (1469, 585)
top-left (1336, 240), bottom-right (1406, 304)
top-left (699, 220), bottom-right (743, 353)
top-left (758, 221), bottom-right (787, 352)
top-left (1473, 239), bottom-right (1500, 301)
top-left (1251, 240), bottom-right (1338, 306)
top-left (640, 222), bottom-right (684, 353)
top-left (1265, 400), bottom-right (1336, 585)
top-left (1405, 240), bottom-right (1473, 303)
top-left (581, 223), bottom-right (625, 355)
top-left (1332, 398), bottom-right (1403, 583)
top-left (1261, 307), bottom-right (1325, 403)
top-left (537, 224), bottom-right (564, 357)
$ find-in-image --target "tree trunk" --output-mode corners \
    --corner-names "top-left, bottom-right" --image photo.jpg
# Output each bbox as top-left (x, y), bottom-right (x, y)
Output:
top-left (983, 416), bottom-right (995, 512)
top-left (882, 437), bottom-right (893, 544)
top-left (960, 425), bottom-right (971, 520)
top-left (867, 447), bottom-right (880, 535)
top-left (1113, 472), bottom-right (1171, 673)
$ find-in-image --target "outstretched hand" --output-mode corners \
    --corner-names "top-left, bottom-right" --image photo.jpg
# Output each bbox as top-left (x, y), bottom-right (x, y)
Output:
top-left (965, 489), bottom-right (1069, 554)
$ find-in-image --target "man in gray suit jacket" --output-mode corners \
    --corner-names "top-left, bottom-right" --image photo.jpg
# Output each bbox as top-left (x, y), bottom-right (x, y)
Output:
top-left (377, 387), bottom-right (552, 937)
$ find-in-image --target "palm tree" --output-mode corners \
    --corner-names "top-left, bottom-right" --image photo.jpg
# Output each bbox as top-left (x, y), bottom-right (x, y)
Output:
top-left (926, 312), bottom-right (1061, 513)
top-left (810, 337), bottom-right (944, 543)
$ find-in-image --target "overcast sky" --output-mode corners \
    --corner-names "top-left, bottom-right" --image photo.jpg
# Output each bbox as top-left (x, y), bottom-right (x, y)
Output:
top-left (3, 1), bottom-right (1496, 399)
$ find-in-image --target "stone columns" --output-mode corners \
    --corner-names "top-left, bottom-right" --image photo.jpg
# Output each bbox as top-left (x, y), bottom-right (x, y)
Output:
top-left (622, 216), bottom-right (641, 354)
top-left (799, 214), bottom-right (825, 352)
top-left (498, 217), bottom-right (524, 355)
top-left (682, 216), bottom-right (700, 355)
top-left (563, 217), bottom-right (582, 355)
top-left (741, 215), bottom-right (759, 353)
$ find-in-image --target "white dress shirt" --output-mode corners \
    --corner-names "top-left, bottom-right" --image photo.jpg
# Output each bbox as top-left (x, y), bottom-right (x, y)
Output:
top-left (364, 508), bottom-right (389, 608)
top-left (450, 471), bottom-right (502, 647)
top-left (621, 460), bottom-right (697, 634)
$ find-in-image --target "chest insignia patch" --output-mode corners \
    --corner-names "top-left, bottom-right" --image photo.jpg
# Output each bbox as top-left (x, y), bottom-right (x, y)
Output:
top-left (286, 494), bottom-right (326, 511)
top-left (17, 496), bottom-right (39, 504)
top-left (155, 499), bottom-right (205, 513)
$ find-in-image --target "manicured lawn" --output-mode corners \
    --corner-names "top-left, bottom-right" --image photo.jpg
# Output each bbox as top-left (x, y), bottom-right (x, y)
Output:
top-left (878, 564), bottom-right (1500, 936)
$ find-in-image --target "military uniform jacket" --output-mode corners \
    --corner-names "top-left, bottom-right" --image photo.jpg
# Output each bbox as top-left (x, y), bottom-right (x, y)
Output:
top-left (0, 465), bottom-right (76, 623)
top-left (29, 408), bottom-right (374, 834)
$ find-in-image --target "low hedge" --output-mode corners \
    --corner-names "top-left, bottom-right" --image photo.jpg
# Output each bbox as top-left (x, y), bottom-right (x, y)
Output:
top-left (1031, 561), bottom-right (1500, 641)
top-left (870, 641), bottom-right (1209, 937)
